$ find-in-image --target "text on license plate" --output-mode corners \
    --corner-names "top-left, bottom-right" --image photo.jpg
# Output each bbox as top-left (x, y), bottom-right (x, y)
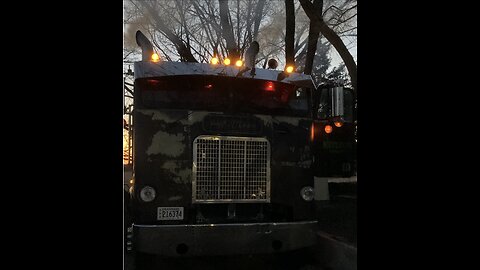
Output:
top-left (157, 207), bottom-right (184, 220)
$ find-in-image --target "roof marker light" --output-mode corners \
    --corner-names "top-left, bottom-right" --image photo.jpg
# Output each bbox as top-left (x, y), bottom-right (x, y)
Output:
top-left (151, 53), bottom-right (160, 62)
top-left (211, 57), bottom-right (219, 65)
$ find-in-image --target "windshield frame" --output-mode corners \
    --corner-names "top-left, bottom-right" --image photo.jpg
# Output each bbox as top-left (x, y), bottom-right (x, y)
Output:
top-left (134, 75), bottom-right (313, 118)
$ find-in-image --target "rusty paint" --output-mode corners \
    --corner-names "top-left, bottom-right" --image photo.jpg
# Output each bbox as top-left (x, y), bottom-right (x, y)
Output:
top-left (161, 161), bottom-right (191, 184)
top-left (146, 131), bottom-right (185, 157)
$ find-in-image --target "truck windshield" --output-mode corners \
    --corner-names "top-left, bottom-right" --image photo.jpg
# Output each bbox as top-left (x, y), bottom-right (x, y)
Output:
top-left (135, 75), bottom-right (311, 118)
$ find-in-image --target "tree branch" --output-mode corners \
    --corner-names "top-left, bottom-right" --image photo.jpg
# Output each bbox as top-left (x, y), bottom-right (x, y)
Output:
top-left (252, 0), bottom-right (266, 40)
top-left (285, 0), bottom-right (295, 66)
top-left (124, 85), bottom-right (134, 97)
top-left (138, 1), bottom-right (197, 62)
top-left (304, 0), bottom-right (323, 75)
top-left (299, 0), bottom-right (357, 91)
top-left (219, 0), bottom-right (239, 58)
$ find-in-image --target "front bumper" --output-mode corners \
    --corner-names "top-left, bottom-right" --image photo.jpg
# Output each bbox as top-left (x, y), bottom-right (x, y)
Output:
top-left (133, 221), bottom-right (318, 256)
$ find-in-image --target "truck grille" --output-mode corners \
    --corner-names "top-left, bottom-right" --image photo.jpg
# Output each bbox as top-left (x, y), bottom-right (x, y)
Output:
top-left (193, 136), bottom-right (270, 203)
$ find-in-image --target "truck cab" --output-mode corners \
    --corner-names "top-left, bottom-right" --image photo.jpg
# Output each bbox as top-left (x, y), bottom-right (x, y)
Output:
top-left (128, 31), bottom-right (322, 257)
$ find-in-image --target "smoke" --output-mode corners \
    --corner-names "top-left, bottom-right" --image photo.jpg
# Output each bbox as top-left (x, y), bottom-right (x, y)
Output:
top-left (124, 24), bottom-right (140, 50)
top-left (123, 1), bottom-right (153, 50)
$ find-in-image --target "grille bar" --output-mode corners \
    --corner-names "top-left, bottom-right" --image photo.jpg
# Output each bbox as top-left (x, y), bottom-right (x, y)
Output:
top-left (192, 136), bottom-right (270, 203)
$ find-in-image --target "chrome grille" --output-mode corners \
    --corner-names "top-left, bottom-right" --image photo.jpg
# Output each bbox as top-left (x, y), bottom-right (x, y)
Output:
top-left (193, 136), bottom-right (270, 203)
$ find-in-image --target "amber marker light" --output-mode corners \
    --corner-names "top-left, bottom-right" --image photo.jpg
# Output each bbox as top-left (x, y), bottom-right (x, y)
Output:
top-left (151, 53), bottom-right (160, 62)
top-left (211, 57), bottom-right (219, 65)
top-left (324, 125), bottom-right (333, 134)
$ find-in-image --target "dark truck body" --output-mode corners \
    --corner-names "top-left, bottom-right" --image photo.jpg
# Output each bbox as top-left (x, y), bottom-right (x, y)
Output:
top-left (312, 86), bottom-right (356, 178)
top-left (130, 63), bottom-right (318, 256)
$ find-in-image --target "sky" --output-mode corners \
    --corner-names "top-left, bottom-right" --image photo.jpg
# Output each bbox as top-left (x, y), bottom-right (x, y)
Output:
top-left (330, 43), bottom-right (357, 72)
top-left (123, 0), bottom-right (357, 73)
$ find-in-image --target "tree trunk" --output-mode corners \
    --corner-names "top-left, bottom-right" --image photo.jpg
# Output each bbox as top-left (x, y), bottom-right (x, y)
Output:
top-left (252, 0), bottom-right (266, 41)
top-left (139, 1), bottom-right (197, 62)
top-left (219, 0), bottom-right (239, 59)
top-left (299, 0), bottom-right (357, 91)
top-left (304, 0), bottom-right (323, 75)
top-left (285, 0), bottom-right (295, 67)
top-left (236, 0), bottom-right (240, 48)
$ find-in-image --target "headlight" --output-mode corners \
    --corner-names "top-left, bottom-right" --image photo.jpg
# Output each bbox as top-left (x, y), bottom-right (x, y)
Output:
top-left (140, 186), bottom-right (156, 202)
top-left (300, 186), bottom-right (314, 201)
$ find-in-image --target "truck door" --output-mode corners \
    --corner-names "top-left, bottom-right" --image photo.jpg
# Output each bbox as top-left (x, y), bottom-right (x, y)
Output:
top-left (312, 85), bottom-right (356, 177)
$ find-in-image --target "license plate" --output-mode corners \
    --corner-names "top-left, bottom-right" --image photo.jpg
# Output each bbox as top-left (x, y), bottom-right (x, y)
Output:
top-left (157, 207), bottom-right (184, 220)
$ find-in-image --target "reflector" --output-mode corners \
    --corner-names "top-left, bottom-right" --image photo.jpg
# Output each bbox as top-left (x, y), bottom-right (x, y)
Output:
top-left (265, 81), bottom-right (275, 92)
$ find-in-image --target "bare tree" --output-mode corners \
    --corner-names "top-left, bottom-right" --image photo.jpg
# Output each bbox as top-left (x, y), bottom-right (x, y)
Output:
top-left (219, 0), bottom-right (239, 59)
top-left (123, 0), bottom-right (355, 83)
top-left (137, 1), bottom-right (198, 62)
top-left (285, 0), bottom-right (295, 67)
top-left (252, 0), bottom-right (266, 42)
top-left (299, 0), bottom-right (357, 90)
top-left (304, 0), bottom-right (323, 75)
top-left (125, 0), bottom-right (284, 64)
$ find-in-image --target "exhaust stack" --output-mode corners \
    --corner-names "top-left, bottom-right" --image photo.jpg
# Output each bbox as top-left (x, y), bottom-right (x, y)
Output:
top-left (135, 30), bottom-right (154, 61)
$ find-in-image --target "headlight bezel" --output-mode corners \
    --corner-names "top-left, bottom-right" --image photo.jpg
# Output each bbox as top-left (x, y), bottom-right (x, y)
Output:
top-left (300, 186), bottom-right (315, 201)
top-left (139, 186), bottom-right (156, 202)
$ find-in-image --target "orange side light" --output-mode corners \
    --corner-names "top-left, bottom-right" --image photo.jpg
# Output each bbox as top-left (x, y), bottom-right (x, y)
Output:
top-left (310, 122), bottom-right (315, 142)
top-left (324, 125), bottom-right (333, 134)
top-left (334, 121), bottom-right (343, 128)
